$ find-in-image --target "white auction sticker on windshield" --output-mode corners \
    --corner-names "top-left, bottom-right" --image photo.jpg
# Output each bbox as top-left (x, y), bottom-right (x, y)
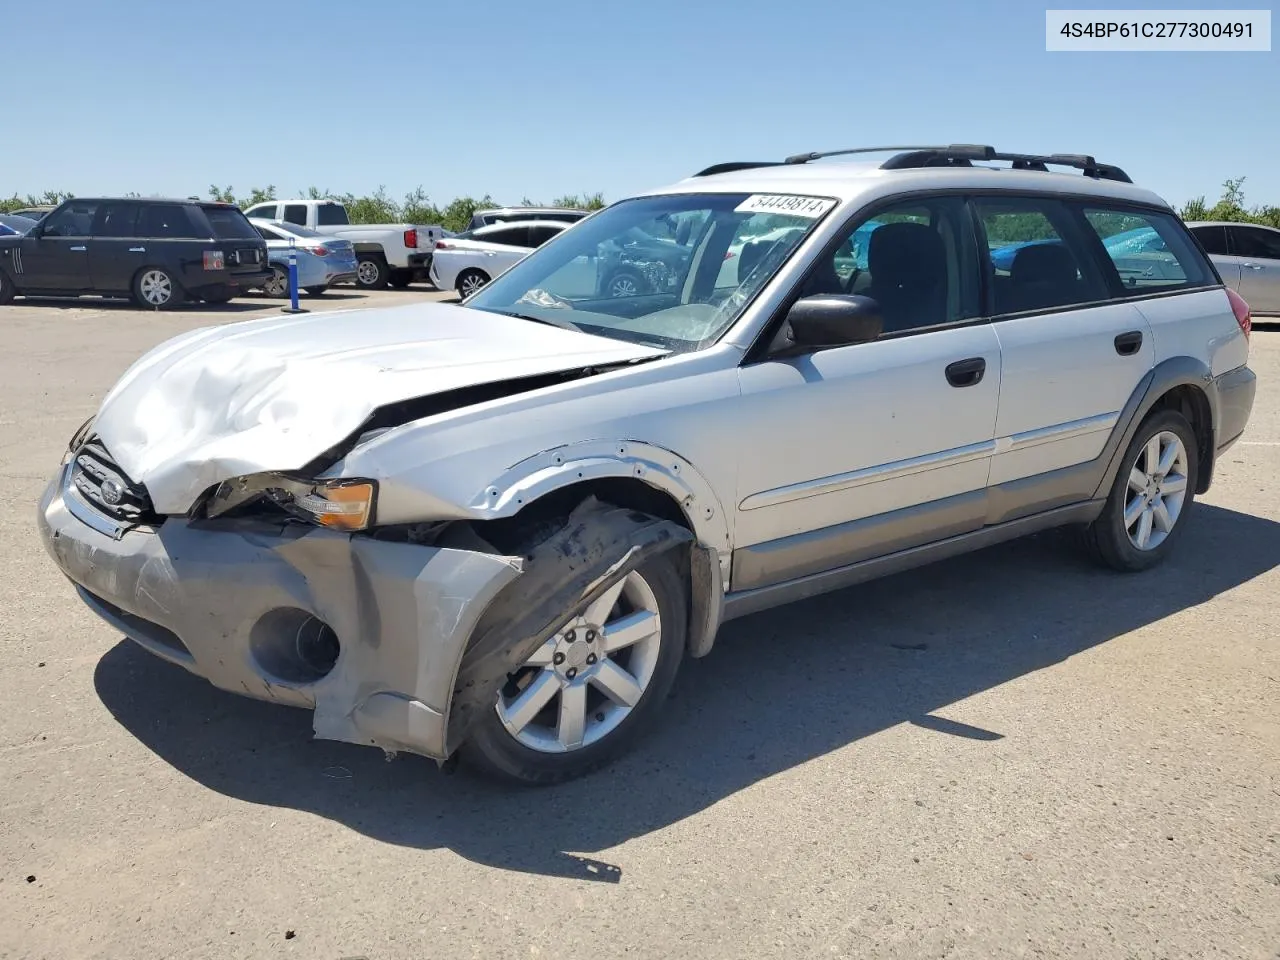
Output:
top-left (735, 194), bottom-right (837, 218)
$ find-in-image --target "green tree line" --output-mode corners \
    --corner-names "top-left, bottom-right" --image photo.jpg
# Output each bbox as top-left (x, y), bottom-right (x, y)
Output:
top-left (4, 179), bottom-right (1278, 233)
top-left (0, 186), bottom-right (606, 234)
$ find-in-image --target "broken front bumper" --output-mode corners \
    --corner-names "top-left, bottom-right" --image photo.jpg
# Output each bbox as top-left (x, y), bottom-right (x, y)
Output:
top-left (36, 462), bottom-right (522, 761)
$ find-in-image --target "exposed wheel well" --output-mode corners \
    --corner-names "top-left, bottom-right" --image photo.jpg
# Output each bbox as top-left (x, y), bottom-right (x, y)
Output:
top-left (465, 478), bottom-right (693, 554)
top-left (1147, 384), bottom-right (1214, 493)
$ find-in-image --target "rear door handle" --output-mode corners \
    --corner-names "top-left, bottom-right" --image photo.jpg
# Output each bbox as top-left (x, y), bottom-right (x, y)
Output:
top-left (69, 245), bottom-right (86, 252)
top-left (1114, 330), bottom-right (1144, 356)
top-left (944, 357), bottom-right (986, 388)
top-left (128, 246), bottom-right (145, 253)
top-left (1242, 262), bottom-right (1263, 270)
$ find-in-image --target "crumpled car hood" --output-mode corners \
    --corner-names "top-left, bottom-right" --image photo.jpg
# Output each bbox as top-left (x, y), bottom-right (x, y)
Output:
top-left (91, 302), bottom-right (665, 513)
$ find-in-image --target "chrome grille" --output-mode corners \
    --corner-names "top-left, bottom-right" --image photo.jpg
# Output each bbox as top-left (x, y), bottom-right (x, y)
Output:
top-left (70, 438), bottom-right (159, 524)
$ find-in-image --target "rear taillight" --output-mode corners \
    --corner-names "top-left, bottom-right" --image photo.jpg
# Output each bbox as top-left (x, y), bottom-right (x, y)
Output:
top-left (1226, 288), bottom-right (1252, 339)
top-left (435, 240), bottom-right (451, 250)
top-left (203, 250), bottom-right (225, 270)
top-left (311, 245), bottom-right (328, 256)
top-left (723, 251), bottom-right (736, 260)
top-left (403, 228), bottom-right (418, 248)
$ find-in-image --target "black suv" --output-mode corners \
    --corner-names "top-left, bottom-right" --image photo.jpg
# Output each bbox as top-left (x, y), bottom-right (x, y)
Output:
top-left (0, 198), bottom-right (270, 308)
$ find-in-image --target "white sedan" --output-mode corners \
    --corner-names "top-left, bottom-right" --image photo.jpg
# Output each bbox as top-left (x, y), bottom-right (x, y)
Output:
top-left (430, 220), bottom-right (570, 298)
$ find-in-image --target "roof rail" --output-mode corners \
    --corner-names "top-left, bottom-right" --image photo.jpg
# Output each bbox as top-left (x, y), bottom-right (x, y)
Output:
top-left (692, 161), bottom-right (785, 177)
top-left (880, 145), bottom-right (1132, 182)
top-left (693, 144), bottom-right (1131, 183)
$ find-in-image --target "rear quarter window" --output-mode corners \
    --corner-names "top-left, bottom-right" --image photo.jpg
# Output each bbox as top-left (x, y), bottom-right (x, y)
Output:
top-left (202, 206), bottom-right (261, 241)
top-left (1080, 207), bottom-right (1216, 294)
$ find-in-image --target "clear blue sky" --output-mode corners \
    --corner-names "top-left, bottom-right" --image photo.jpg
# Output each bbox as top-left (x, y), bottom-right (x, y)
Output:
top-left (6, 0), bottom-right (1276, 210)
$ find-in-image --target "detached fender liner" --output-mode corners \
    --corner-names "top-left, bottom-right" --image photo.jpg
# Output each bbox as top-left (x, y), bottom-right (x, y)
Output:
top-left (443, 497), bottom-right (693, 756)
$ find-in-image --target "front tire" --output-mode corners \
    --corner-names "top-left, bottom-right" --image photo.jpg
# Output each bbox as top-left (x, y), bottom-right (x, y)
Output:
top-left (464, 551), bottom-right (687, 785)
top-left (604, 270), bottom-right (644, 298)
top-left (132, 267), bottom-right (184, 310)
top-left (1084, 409), bottom-right (1199, 572)
top-left (456, 268), bottom-right (490, 299)
top-left (356, 255), bottom-right (389, 290)
top-left (0, 269), bottom-right (15, 304)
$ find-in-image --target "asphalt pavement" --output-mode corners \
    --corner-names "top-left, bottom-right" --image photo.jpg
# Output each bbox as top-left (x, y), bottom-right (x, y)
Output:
top-left (1, 289), bottom-right (1277, 960)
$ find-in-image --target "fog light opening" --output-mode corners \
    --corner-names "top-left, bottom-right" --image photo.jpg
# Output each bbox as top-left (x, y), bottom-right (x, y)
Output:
top-left (294, 616), bottom-right (340, 677)
top-left (249, 608), bottom-right (341, 684)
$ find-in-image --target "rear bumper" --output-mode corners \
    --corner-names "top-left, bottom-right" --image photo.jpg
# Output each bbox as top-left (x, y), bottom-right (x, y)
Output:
top-left (408, 252), bottom-right (433, 270)
top-left (37, 462), bottom-right (522, 761)
top-left (1214, 363), bottom-right (1256, 453)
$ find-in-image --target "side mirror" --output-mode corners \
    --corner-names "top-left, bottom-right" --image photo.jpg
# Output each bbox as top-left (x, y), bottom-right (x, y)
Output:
top-left (784, 294), bottom-right (883, 349)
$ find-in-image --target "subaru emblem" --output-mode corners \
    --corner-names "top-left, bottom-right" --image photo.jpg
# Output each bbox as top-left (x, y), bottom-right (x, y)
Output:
top-left (100, 479), bottom-right (124, 506)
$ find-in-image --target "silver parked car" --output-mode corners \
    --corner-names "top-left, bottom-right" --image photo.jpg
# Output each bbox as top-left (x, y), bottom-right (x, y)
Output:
top-left (1186, 221), bottom-right (1280, 315)
top-left (37, 144), bottom-right (1256, 784)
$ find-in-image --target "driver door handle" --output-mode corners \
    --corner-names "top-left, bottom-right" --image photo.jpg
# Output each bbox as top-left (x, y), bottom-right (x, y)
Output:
top-left (129, 246), bottom-right (145, 253)
top-left (1242, 262), bottom-right (1263, 270)
top-left (69, 245), bottom-right (86, 252)
top-left (944, 357), bottom-right (986, 388)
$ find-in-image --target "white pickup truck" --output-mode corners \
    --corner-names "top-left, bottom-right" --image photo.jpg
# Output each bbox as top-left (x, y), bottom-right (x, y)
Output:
top-left (242, 199), bottom-right (444, 290)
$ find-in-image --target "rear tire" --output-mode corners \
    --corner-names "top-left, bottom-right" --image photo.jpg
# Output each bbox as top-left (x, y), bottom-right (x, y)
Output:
top-left (131, 267), bottom-right (184, 310)
top-left (388, 269), bottom-right (413, 289)
top-left (456, 268), bottom-right (490, 299)
top-left (463, 549), bottom-right (687, 786)
top-left (1083, 409), bottom-right (1199, 572)
top-left (356, 255), bottom-right (389, 290)
top-left (262, 265), bottom-right (289, 299)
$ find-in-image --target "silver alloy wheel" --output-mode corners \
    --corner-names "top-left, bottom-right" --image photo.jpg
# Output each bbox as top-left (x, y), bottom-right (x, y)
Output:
top-left (139, 269), bottom-right (173, 306)
top-left (459, 272), bottom-right (487, 297)
top-left (263, 267), bottom-right (288, 297)
top-left (608, 275), bottom-right (638, 297)
top-left (1124, 429), bottom-right (1190, 551)
top-left (357, 259), bottom-right (381, 285)
top-left (495, 570), bottom-right (663, 753)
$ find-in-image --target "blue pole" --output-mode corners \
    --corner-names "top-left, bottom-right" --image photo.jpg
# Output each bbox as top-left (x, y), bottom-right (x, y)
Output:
top-left (281, 238), bottom-right (308, 314)
top-left (288, 242), bottom-right (300, 312)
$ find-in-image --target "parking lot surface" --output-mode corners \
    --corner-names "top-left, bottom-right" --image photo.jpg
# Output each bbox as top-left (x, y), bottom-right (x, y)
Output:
top-left (1, 292), bottom-right (1277, 960)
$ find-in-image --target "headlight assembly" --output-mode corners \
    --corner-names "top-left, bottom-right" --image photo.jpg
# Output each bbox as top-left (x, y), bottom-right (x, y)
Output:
top-left (205, 474), bottom-right (377, 531)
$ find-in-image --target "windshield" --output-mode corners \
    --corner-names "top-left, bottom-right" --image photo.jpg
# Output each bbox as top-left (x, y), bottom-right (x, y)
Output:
top-left (465, 193), bottom-right (835, 351)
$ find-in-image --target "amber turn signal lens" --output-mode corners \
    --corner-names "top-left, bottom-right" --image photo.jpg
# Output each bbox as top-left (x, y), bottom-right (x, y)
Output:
top-left (294, 481), bottom-right (375, 531)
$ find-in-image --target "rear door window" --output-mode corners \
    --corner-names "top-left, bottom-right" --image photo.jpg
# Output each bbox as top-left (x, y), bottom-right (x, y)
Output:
top-left (1228, 225), bottom-right (1280, 261)
top-left (137, 204), bottom-right (197, 239)
top-left (1189, 224), bottom-right (1229, 256)
top-left (94, 202), bottom-right (140, 238)
top-left (1081, 207), bottom-right (1216, 293)
top-left (202, 206), bottom-right (260, 240)
top-left (479, 226), bottom-right (532, 247)
top-left (283, 204), bottom-right (308, 226)
top-left (315, 204), bottom-right (348, 226)
top-left (527, 225), bottom-right (563, 247)
top-left (974, 197), bottom-right (1106, 314)
top-left (246, 204), bottom-right (277, 220)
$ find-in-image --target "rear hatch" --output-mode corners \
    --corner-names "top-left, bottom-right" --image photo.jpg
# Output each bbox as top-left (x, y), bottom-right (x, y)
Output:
top-left (200, 204), bottom-right (268, 276)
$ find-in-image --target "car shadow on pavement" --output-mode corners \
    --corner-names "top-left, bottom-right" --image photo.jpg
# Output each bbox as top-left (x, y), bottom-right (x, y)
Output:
top-left (93, 503), bottom-right (1280, 881)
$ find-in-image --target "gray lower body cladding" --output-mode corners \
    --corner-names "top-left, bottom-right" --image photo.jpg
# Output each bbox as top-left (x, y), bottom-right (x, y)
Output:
top-left (37, 462), bottom-right (522, 761)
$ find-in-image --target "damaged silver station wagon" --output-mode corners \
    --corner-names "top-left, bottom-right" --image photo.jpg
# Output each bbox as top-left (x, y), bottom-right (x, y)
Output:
top-left (38, 145), bottom-right (1256, 784)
